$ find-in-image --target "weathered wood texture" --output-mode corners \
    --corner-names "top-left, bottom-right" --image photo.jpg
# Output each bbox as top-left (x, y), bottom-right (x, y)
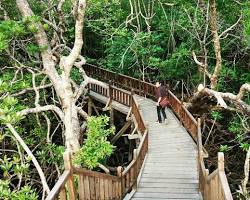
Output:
top-left (84, 64), bottom-right (198, 141)
top-left (197, 119), bottom-right (233, 200)
top-left (46, 65), bottom-right (232, 200)
top-left (131, 96), bottom-right (200, 199)
top-left (46, 80), bottom-right (148, 200)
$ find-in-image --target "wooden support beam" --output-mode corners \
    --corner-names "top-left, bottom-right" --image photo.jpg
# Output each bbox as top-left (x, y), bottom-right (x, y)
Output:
top-left (103, 98), bottom-right (111, 111)
top-left (218, 152), bottom-right (224, 171)
top-left (131, 125), bottom-right (138, 135)
top-left (91, 100), bottom-right (100, 116)
top-left (59, 187), bottom-right (67, 200)
top-left (111, 121), bottom-right (132, 144)
top-left (126, 107), bottom-right (132, 121)
top-left (127, 134), bottom-right (140, 140)
top-left (110, 107), bottom-right (114, 126)
top-left (88, 97), bottom-right (92, 116)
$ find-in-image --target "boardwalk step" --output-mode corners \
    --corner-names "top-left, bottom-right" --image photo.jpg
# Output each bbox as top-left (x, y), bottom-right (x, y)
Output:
top-left (133, 192), bottom-right (200, 199)
top-left (139, 182), bottom-right (198, 189)
top-left (140, 177), bottom-right (198, 184)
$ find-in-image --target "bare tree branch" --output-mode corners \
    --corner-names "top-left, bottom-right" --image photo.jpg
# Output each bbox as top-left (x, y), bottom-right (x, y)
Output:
top-left (192, 51), bottom-right (212, 78)
top-left (6, 123), bottom-right (50, 194)
top-left (11, 84), bottom-right (53, 97)
top-left (18, 105), bottom-right (64, 121)
top-left (196, 84), bottom-right (250, 115)
top-left (242, 147), bottom-right (250, 197)
top-left (236, 83), bottom-right (250, 101)
top-left (60, 0), bottom-right (86, 77)
top-left (77, 107), bottom-right (88, 120)
top-left (219, 15), bottom-right (242, 39)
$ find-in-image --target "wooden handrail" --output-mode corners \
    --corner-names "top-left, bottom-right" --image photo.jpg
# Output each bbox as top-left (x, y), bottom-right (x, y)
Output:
top-left (47, 77), bottom-right (149, 200)
top-left (219, 171), bottom-right (234, 199)
top-left (73, 167), bottom-right (120, 181)
top-left (85, 65), bottom-right (198, 140)
top-left (45, 170), bottom-right (70, 200)
top-left (47, 65), bottom-right (233, 200)
top-left (197, 118), bottom-right (233, 200)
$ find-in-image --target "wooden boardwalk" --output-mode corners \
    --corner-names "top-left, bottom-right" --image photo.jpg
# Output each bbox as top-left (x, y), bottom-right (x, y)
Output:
top-left (131, 96), bottom-right (201, 200)
top-left (46, 66), bottom-right (233, 200)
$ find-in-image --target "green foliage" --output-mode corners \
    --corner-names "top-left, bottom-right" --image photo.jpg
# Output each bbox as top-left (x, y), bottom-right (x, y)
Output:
top-left (36, 144), bottom-right (65, 167)
top-left (0, 79), bottom-right (9, 94)
top-left (0, 153), bottom-right (37, 200)
top-left (0, 155), bottom-right (30, 178)
top-left (0, 97), bottom-right (25, 124)
top-left (243, 2), bottom-right (250, 44)
top-left (0, 0), bottom-right (249, 198)
top-left (219, 145), bottom-right (229, 153)
top-left (240, 143), bottom-right (250, 152)
top-left (0, 180), bottom-right (38, 200)
top-left (74, 115), bottom-right (115, 169)
top-left (228, 116), bottom-right (244, 135)
top-left (0, 20), bottom-right (26, 52)
top-left (211, 111), bottom-right (223, 121)
top-left (70, 68), bottom-right (83, 84)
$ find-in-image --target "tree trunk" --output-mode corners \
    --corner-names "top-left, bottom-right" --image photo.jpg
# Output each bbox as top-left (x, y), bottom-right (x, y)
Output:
top-left (63, 103), bottom-right (81, 151)
top-left (209, 0), bottom-right (222, 89)
top-left (16, 0), bottom-right (86, 152)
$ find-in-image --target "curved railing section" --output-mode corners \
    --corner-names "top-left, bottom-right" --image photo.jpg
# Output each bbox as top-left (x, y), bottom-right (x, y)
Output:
top-left (46, 64), bottom-right (233, 200)
top-left (197, 119), bottom-right (233, 200)
top-left (84, 64), bottom-right (198, 141)
top-left (46, 81), bottom-right (148, 200)
top-left (84, 64), bottom-right (233, 200)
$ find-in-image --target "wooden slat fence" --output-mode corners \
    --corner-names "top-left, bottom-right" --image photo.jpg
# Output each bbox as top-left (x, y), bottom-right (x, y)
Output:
top-left (84, 65), bottom-right (233, 200)
top-left (46, 78), bottom-right (148, 200)
top-left (46, 64), bottom-right (233, 200)
top-left (85, 64), bottom-right (197, 140)
top-left (84, 64), bottom-right (155, 98)
top-left (167, 90), bottom-right (198, 141)
top-left (197, 119), bottom-right (233, 200)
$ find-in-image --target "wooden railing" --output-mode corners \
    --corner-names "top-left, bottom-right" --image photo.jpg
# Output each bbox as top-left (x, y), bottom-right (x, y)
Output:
top-left (47, 64), bottom-right (233, 200)
top-left (167, 90), bottom-right (198, 141)
top-left (84, 65), bottom-right (233, 200)
top-left (84, 64), bottom-right (155, 98)
top-left (197, 119), bottom-right (233, 200)
top-left (46, 78), bottom-right (148, 200)
top-left (85, 64), bottom-right (198, 140)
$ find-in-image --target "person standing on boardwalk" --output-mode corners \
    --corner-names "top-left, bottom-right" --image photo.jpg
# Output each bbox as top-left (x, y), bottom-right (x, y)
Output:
top-left (155, 81), bottom-right (168, 124)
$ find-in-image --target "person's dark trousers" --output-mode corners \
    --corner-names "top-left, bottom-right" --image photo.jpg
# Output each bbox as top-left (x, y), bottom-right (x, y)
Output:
top-left (157, 105), bottom-right (167, 123)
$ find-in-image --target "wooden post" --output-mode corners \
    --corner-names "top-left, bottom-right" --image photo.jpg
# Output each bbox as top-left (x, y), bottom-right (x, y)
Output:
top-left (88, 98), bottom-right (93, 116)
top-left (109, 80), bottom-right (113, 99)
top-left (218, 152), bottom-right (224, 171)
top-left (59, 187), bottom-right (67, 200)
top-left (133, 148), bottom-right (137, 159)
top-left (181, 79), bottom-right (184, 102)
top-left (130, 89), bottom-right (134, 107)
top-left (139, 81), bottom-right (142, 96)
top-left (117, 166), bottom-right (123, 197)
top-left (63, 151), bottom-right (76, 200)
top-left (110, 107), bottom-right (114, 126)
top-left (132, 149), bottom-right (138, 190)
top-left (108, 81), bottom-right (114, 126)
top-left (197, 118), bottom-right (202, 159)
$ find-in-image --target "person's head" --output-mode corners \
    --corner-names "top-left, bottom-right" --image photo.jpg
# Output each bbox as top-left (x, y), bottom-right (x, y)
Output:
top-left (155, 81), bottom-right (161, 88)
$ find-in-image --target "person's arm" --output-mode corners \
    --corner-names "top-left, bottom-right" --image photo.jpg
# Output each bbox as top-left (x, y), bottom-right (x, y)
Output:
top-left (157, 97), bottom-right (162, 105)
top-left (157, 88), bottom-right (162, 106)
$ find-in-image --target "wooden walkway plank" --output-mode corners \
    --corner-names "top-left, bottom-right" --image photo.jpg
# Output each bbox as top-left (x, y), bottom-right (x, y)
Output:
top-left (131, 96), bottom-right (201, 200)
top-left (88, 91), bottom-right (201, 200)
